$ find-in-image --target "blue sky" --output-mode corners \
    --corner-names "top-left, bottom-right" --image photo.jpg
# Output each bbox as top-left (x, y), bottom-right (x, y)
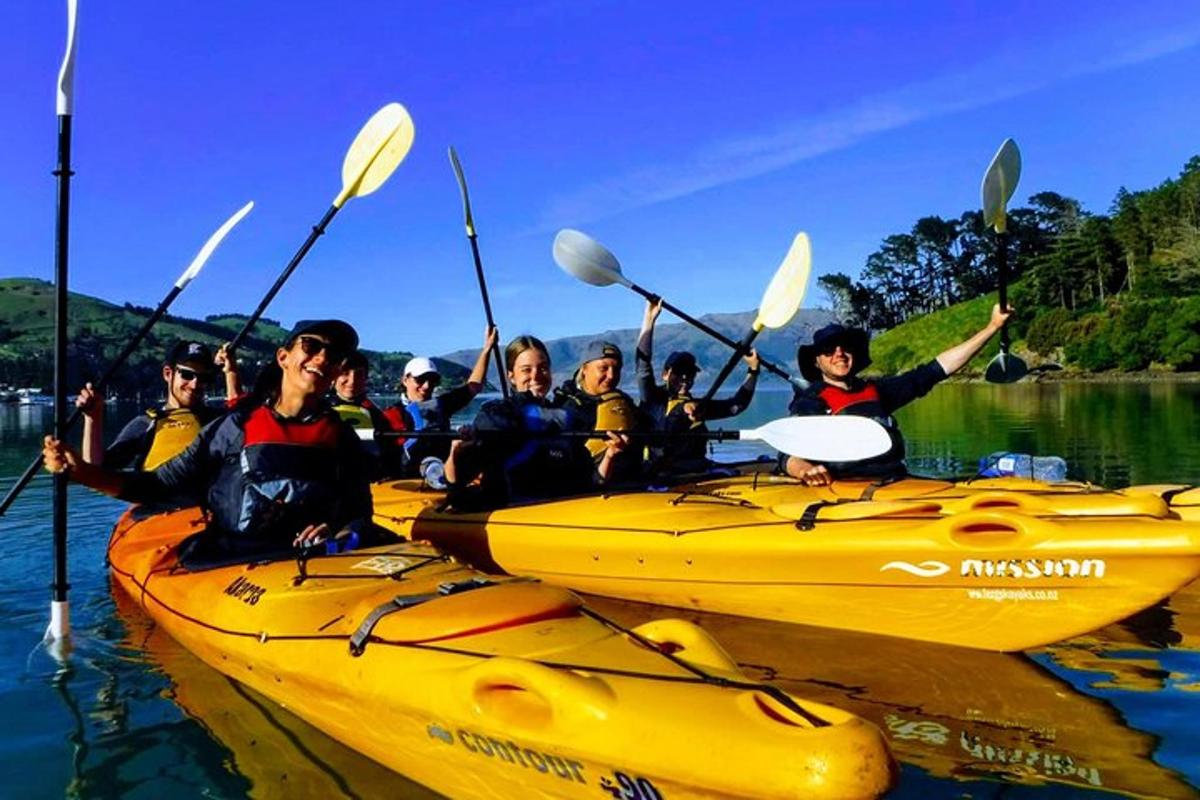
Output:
top-left (4, 2), bottom-right (1199, 354)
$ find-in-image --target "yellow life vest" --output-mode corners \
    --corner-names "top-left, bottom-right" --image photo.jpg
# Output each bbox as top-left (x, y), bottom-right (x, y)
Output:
top-left (586, 390), bottom-right (639, 459)
top-left (142, 407), bottom-right (205, 471)
top-left (332, 401), bottom-right (375, 430)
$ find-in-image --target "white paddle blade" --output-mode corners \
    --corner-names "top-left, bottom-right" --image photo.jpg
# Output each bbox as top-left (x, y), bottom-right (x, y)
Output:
top-left (981, 138), bottom-right (1022, 233)
top-left (56, 0), bottom-right (78, 115)
top-left (552, 229), bottom-right (631, 288)
top-left (175, 201), bottom-right (254, 288)
top-left (336, 102), bottom-right (415, 207)
top-left (754, 232), bottom-right (812, 330)
top-left (745, 416), bottom-right (892, 462)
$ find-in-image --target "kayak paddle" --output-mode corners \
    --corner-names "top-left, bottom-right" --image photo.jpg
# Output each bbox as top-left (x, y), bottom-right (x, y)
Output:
top-left (0, 201), bottom-right (255, 523)
top-left (981, 138), bottom-right (1027, 383)
top-left (48, 0), bottom-right (79, 650)
top-left (361, 414), bottom-right (892, 463)
top-left (552, 229), bottom-right (803, 387)
top-left (448, 146), bottom-right (508, 399)
top-left (228, 103), bottom-right (414, 352)
top-left (699, 232), bottom-right (811, 404)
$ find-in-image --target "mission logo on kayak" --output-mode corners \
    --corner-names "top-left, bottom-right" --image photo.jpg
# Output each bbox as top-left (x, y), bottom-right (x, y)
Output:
top-left (881, 558), bottom-right (1107, 579)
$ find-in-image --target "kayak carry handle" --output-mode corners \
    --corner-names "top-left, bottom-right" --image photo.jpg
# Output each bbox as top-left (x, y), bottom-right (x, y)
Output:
top-left (628, 619), bottom-right (742, 675)
top-left (464, 657), bottom-right (615, 729)
top-left (938, 510), bottom-right (1038, 545)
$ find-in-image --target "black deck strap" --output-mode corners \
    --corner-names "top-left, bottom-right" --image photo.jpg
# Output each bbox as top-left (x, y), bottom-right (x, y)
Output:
top-left (795, 500), bottom-right (835, 531)
top-left (349, 577), bottom-right (496, 656)
top-left (858, 475), bottom-right (902, 501)
top-left (1161, 485), bottom-right (1196, 504)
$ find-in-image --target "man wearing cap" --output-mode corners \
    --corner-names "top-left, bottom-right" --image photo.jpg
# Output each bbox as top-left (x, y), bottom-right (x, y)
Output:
top-left (556, 338), bottom-right (642, 482)
top-left (636, 299), bottom-right (761, 474)
top-left (77, 340), bottom-right (223, 472)
top-left (46, 319), bottom-right (378, 559)
top-left (386, 327), bottom-right (497, 475)
top-left (782, 304), bottom-right (1012, 485)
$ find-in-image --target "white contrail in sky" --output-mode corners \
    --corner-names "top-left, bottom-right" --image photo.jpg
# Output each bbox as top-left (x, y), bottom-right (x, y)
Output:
top-left (538, 25), bottom-right (1200, 228)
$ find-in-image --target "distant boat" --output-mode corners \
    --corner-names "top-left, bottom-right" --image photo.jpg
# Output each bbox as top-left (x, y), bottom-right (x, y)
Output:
top-left (16, 389), bottom-right (53, 406)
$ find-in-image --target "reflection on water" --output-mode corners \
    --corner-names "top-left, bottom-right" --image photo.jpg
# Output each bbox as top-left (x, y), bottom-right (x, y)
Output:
top-left (2, 385), bottom-right (1199, 798)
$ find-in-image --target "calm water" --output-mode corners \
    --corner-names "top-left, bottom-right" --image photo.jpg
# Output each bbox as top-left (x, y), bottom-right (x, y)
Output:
top-left (1, 383), bottom-right (1198, 798)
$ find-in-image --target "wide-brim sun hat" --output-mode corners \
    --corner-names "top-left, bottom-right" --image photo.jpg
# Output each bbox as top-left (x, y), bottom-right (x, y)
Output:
top-left (797, 323), bottom-right (871, 383)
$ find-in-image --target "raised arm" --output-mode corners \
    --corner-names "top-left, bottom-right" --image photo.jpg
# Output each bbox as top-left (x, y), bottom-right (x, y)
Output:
top-left (215, 344), bottom-right (243, 401)
top-left (75, 382), bottom-right (105, 465)
top-left (636, 299), bottom-right (663, 404)
top-left (466, 326), bottom-right (499, 395)
top-left (935, 303), bottom-right (1012, 376)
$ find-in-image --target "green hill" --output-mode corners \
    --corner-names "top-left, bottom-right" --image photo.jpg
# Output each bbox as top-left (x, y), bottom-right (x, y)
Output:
top-left (866, 291), bottom-right (1010, 377)
top-left (0, 278), bottom-right (464, 398)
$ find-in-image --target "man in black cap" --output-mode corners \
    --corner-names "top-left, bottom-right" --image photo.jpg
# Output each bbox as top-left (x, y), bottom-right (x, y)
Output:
top-left (556, 338), bottom-right (640, 482)
top-left (636, 299), bottom-right (761, 474)
top-left (47, 319), bottom-right (376, 558)
top-left (77, 339), bottom-right (223, 471)
top-left (782, 303), bottom-right (1011, 484)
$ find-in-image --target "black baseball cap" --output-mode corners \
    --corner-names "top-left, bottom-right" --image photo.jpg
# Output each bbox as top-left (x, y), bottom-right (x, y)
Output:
top-left (663, 351), bottom-right (699, 374)
top-left (165, 340), bottom-right (214, 371)
top-left (286, 319), bottom-right (359, 355)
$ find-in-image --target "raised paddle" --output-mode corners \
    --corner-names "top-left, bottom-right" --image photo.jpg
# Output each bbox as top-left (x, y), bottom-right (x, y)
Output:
top-left (360, 414), bottom-right (891, 464)
top-left (448, 146), bottom-right (508, 399)
top-left (981, 138), bottom-right (1027, 383)
top-left (227, 103), bottom-right (414, 352)
top-left (47, 0), bottom-right (79, 649)
top-left (699, 233), bottom-right (811, 404)
top-left (552, 229), bottom-right (804, 387)
top-left (0, 202), bottom-right (255, 524)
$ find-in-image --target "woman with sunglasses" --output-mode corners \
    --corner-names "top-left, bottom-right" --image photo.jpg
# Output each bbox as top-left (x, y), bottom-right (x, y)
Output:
top-left (385, 326), bottom-right (497, 476)
top-left (76, 340), bottom-right (224, 473)
top-left (444, 335), bottom-right (627, 510)
top-left (781, 304), bottom-right (1012, 485)
top-left (44, 320), bottom-right (375, 559)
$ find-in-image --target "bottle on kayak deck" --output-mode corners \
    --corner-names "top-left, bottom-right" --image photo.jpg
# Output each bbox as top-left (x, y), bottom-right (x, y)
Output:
top-left (978, 451), bottom-right (1068, 482)
top-left (420, 457), bottom-right (448, 490)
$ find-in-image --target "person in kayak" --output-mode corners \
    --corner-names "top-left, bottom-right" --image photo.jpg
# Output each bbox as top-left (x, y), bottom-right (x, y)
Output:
top-left (445, 335), bottom-right (628, 509)
top-left (781, 303), bottom-right (1013, 485)
top-left (636, 299), bottom-right (761, 474)
top-left (330, 349), bottom-right (406, 477)
top-left (555, 339), bottom-right (644, 483)
top-left (385, 326), bottom-right (498, 476)
top-left (76, 340), bottom-right (224, 471)
top-left (44, 319), bottom-right (375, 557)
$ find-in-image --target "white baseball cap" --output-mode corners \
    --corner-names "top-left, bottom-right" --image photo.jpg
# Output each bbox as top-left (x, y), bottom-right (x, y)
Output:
top-left (403, 356), bottom-right (438, 378)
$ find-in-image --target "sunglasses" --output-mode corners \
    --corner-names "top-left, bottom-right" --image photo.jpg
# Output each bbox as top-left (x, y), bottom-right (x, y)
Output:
top-left (296, 335), bottom-right (347, 365)
top-left (410, 373), bottom-right (440, 387)
top-left (173, 366), bottom-right (210, 384)
top-left (818, 342), bottom-right (850, 356)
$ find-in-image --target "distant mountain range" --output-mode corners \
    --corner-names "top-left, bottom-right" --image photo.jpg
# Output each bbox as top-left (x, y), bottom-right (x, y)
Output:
top-left (438, 308), bottom-right (838, 390)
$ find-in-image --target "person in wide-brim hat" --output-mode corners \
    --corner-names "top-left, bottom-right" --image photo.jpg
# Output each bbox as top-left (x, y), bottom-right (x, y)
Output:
top-left (783, 304), bottom-right (1014, 486)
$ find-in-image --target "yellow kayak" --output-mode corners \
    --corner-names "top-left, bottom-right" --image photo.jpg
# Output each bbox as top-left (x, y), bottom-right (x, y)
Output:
top-left (372, 475), bottom-right (1200, 651)
top-left (587, 594), bottom-right (1200, 799)
top-left (108, 507), bottom-right (896, 799)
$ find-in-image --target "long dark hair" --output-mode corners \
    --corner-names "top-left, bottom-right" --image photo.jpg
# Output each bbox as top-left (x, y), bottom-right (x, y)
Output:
top-left (232, 343), bottom-right (289, 413)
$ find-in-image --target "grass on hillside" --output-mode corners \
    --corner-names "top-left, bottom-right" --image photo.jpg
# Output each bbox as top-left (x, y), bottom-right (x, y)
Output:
top-left (866, 291), bottom-right (1016, 377)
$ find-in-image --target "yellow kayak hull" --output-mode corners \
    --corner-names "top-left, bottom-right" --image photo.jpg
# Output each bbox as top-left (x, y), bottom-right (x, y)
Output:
top-left (373, 476), bottom-right (1200, 651)
top-left (108, 507), bottom-right (895, 799)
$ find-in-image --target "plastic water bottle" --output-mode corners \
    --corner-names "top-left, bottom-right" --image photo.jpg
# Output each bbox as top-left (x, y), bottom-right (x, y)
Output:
top-left (979, 452), bottom-right (1068, 482)
top-left (420, 457), bottom-right (448, 490)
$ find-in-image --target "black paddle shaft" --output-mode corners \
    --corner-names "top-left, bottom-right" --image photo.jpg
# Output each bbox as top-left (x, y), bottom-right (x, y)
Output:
top-left (627, 282), bottom-right (796, 385)
top-left (465, 232), bottom-right (509, 400)
top-left (371, 428), bottom-right (745, 442)
top-left (229, 204), bottom-right (340, 352)
top-left (52, 113), bottom-right (73, 603)
top-left (700, 327), bottom-right (761, 404)
top-left (997, 229), bottom-right (1011, 354)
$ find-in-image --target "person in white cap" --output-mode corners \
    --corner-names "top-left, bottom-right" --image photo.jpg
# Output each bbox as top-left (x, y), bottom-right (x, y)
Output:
top-left (386, 326), bottom-right (497, 474)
